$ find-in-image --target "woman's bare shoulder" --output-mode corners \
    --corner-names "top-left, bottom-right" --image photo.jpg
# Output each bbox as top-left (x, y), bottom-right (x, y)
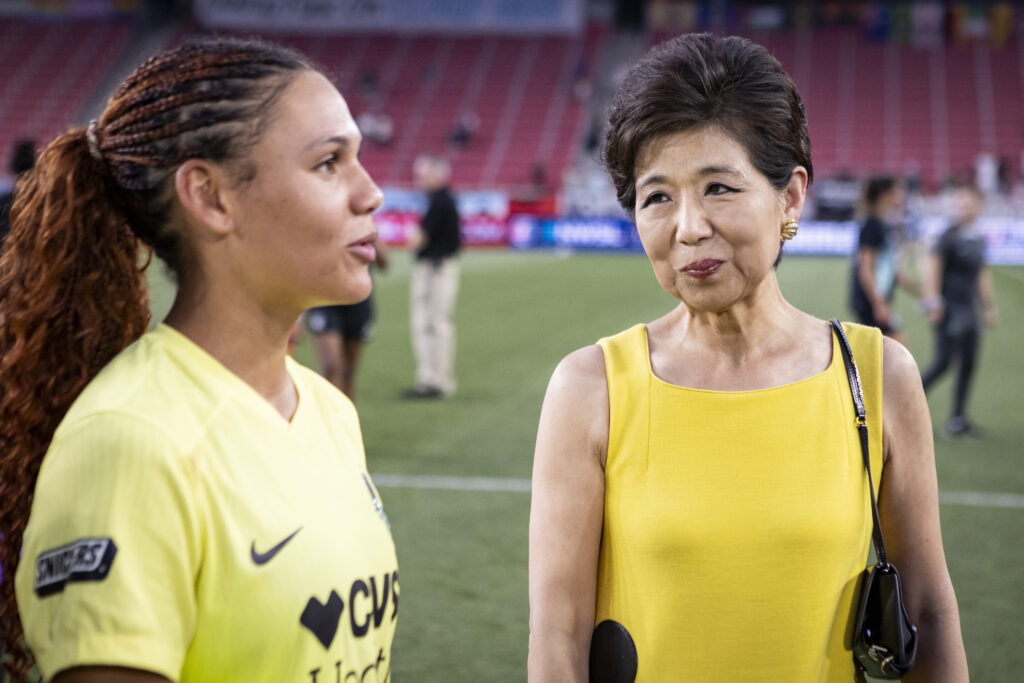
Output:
top-left (544, 345), bottom-right (609, 418)
top-left (551, 344), bottom-right (606, 387)
top-left (539, 344), bottom-right (609, 463)
top-left (882, 335), bottom-right (922, 395)
top-left (880, 335), bottom-right (931, 464)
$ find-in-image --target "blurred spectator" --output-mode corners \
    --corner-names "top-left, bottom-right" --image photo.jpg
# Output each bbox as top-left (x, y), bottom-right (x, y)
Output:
top-left (849, 175), bottom-right (915, 343)
top-left (357, 107), bottom-right (394, 146)
top-left (920, 184), bottom-right (999, 437)
top-left (510, 163), bottom-right (557, 215)
top-left (359, 69), bottom-right (379, 96)
top-left (0, 139), bottom-right (37, 248)
top-left (571, 60), bottom-right (593, 101)
top-left (583, 114), bottom-right (602, 155)
top-left (404, 155), bottom-right (461, 399)
top-left (901, 173), bottom-right (928, 287)
top-left (975, 151), bottom-right (999, 196)
top-left (448, 110), bottom-right (479, 149)
top-left (525, 163), bottom-right (550, 200)
top-left (997, 155), bottom-right (1009, 194)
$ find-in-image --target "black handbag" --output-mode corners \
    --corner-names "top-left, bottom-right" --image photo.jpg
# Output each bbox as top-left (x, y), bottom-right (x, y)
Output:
top-left (830, 319), bottom-right (918, 679)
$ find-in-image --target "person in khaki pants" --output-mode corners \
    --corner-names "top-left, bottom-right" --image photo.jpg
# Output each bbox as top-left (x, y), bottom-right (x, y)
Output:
top-left (405, 155), bottom-right (461, 398)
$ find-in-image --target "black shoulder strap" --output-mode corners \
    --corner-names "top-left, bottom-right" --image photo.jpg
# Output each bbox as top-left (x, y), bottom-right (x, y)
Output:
top-left (829, 319), bottom-right (888, 566)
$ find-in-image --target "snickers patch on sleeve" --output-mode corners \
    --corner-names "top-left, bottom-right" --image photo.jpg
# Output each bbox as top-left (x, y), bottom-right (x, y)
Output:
top-left (34, 537), bottom-right (118, 597)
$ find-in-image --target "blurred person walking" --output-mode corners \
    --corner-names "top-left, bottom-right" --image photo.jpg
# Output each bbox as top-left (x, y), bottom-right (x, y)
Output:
top-left (0, 139), bottom-right (37, 247)
top-left (529, 34), bottom-right (967, 682)
top-left (308, 237), bottom-right (389, 400)
top-left (850, 175), bottom-right (916, 343)
top-left (405, 154), bottom-right (461, 399)
top-left (920, 183), bottom-right (999, 438)
top-left (0, 36), bottom-right (399, 682)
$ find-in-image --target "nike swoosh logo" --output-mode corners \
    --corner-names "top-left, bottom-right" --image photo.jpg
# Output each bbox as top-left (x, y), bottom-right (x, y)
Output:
top-left (251, 527), bottom-right (302, 566)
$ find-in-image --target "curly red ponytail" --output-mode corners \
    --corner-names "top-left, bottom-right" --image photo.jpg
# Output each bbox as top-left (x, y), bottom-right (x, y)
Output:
top-left (0, 129), bottom-right (150, 677)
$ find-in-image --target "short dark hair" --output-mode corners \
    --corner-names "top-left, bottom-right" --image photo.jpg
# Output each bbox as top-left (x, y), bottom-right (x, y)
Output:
top-left (603, 33), bottom-right (813, 213)
top-left (862, 175), bottom-right (898, 212)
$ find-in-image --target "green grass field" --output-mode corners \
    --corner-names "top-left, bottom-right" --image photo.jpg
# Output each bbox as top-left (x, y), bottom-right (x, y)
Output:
top-left (149, 250), bottom-right (1024, 681)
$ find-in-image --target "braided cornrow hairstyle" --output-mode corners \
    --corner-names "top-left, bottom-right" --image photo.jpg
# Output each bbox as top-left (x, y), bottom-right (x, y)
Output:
top-left (0, 35), bottom-right (313, 677)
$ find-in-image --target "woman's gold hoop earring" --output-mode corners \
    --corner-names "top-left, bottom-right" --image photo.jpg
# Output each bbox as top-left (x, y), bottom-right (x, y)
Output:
top-left (780, 219), bottom-right (799, 242)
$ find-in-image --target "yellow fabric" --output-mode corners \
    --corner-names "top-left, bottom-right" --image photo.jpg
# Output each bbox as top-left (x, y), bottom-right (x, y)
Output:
top-left (595, 322), bottom-right (883, 681)
top-left (16, 325), bottom-right (398, 682)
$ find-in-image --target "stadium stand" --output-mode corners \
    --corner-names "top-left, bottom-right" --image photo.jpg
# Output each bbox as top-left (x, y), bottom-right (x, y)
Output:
top-left (2, 13), bottom-right (1023, 195)
top-left (0, 19), bottom-right (136, 169)
top-left (257, 23), bottom-right (607, 190)
top-left (741, 27), bottom-right (1021, 188)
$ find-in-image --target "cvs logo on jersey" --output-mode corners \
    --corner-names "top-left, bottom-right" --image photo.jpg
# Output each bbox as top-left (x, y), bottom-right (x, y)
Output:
top-left (301, 570), bottom-right (399, 649)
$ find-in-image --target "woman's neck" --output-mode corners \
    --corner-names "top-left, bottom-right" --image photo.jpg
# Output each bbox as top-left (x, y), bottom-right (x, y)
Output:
top-left (648, 274), bottom-right (830, 391)
top-left (163, 281), bottom-right (299, 420)
top-left (671, 274), bottom-right (808, 363)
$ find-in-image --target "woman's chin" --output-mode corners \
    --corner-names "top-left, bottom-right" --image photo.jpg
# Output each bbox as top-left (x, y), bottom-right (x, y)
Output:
top-left (334, 276), bottom-right (374, 305)
top-left (339, 289), bottom-right (372, 306)
top-left (669, 284), bottom-right (728, 311)
top-left (677, 292), bottom-right (746, 316)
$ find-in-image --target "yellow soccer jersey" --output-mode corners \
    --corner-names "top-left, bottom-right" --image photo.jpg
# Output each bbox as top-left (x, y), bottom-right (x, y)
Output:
top-left (16, 325), bottom-right (399, 682)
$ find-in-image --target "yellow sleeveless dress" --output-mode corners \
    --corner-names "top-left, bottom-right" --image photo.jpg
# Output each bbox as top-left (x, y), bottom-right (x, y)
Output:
top-left (594, 322), bottom-right (883, 681)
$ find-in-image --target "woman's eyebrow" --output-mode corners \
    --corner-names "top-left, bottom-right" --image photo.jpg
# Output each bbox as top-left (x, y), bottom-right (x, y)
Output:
top-left (638, 165), bottom-right (744, 189)
top-left (696, 164), bottom-right (743, 179)
top-left (637, 173), bottom-right (668, 189)
top-left (304, 134), bottom-right (354, 151)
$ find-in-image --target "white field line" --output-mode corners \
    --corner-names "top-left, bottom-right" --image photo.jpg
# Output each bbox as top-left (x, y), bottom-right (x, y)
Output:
top-left (939, 491), bottom-right (1024, 510)
top-left (373, 474), bottom-right (531, 493)
top-left (372, 474), bottom-right (1024, 509)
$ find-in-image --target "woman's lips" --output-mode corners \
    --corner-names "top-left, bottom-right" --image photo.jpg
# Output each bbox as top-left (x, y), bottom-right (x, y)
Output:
top-left (681, 259), bottom-right (723, 280)
top-left (348, 239), bottom-right (377, 263)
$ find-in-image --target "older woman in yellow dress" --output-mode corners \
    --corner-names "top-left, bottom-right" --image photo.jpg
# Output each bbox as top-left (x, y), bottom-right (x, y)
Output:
top-left (528, 33), bottom-right (967, 682)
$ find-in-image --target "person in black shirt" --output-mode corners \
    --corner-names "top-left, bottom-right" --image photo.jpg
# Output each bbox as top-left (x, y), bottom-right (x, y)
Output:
top-left (0, 139), bottom-right (37, 249)
top-left (920, 184), bottom-right (999, 437)
top-left (850, 175), bottom-right (914, 342)
top-left (405, 154), bottom-right (461, 398)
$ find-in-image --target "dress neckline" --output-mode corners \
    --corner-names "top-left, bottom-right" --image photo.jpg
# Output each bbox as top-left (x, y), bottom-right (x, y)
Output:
top-left (640, 323), bottom-right (839, 395)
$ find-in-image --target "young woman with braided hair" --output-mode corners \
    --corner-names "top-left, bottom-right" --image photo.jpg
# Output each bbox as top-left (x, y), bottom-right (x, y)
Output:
top-left (0, 36), bottom-right (398, 682)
